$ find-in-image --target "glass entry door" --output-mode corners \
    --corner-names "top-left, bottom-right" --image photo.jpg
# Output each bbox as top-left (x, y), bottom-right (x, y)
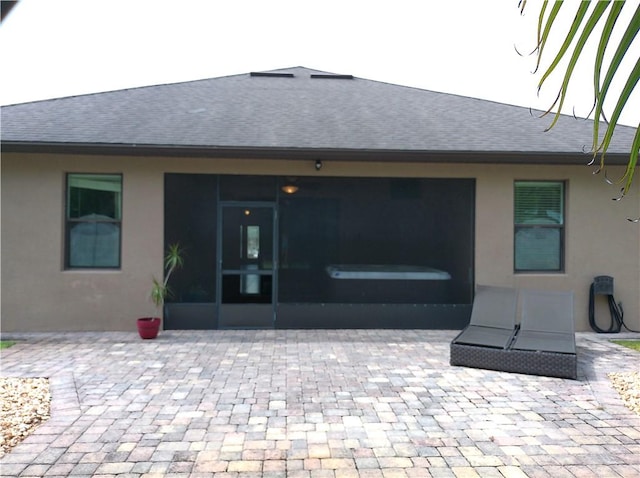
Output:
top-left (218, 203), bottom-right (276, 328)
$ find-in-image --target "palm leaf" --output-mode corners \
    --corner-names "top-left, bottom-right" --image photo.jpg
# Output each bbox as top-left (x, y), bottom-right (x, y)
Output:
top-left (590, 1), bottom-right (625, 158)
top-left (622, 121), bottom-right (640, 198)
top-left (524, 1), bottom-right (640, 199)
top-left (536, 1), bottom-right (590, 95)
top-left (592, 4), bottom-right (640, 156)
top-left (601, 56), bottom-right (640, 195)
top-left (540, 1), bottom-right (611, 131)
top-left (533, 1), bottom-right (565, 73)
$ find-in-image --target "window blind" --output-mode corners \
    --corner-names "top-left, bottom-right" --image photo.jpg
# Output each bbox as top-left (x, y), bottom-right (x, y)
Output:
top-left (515, 182), bottom-right (563, 225)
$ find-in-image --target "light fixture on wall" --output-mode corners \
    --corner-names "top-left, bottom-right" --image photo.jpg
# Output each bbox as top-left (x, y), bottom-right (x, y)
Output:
top-left (281, 177), bottom-right (299, 195)
top-left (315, 159), bottom-right (323, 171)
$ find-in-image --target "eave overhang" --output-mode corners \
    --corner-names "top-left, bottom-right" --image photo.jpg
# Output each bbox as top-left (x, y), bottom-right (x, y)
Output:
top-left (1, 141), bottom-right (631, 166)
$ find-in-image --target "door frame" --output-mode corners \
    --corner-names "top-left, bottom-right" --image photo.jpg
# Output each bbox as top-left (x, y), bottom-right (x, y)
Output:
top-left (216, 201), bottom-right (278, 328)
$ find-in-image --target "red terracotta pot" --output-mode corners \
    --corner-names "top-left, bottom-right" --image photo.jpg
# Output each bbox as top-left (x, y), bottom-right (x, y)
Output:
top-left (137, 317), bottom-right (161, 339)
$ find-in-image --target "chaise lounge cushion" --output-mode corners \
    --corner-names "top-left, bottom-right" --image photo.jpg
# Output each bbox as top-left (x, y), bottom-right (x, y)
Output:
top-left (452, 285), bottom-right (518, 349)
top-left (510, 289), bottom-right (575, 354)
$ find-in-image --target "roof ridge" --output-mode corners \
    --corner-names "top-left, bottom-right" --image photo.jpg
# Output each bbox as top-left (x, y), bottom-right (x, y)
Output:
top-left (0, 71), bottom-right (248, 107)
top-left (0, 66), bottom-right (334, 107)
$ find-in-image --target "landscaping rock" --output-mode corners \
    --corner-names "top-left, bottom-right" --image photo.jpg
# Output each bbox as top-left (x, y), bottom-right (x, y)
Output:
top-left (0, 377), bottom-right (50, 457)
top-left (608, 371), bottom-right (640, 415)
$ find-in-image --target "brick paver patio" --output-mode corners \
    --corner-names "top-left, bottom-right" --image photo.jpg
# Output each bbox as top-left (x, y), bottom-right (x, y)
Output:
top-left (1, 330), bottom-right (639, 477)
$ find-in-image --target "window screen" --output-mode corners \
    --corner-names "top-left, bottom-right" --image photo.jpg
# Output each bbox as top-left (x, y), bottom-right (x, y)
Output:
top-left (514, 181), bottom-right (564, 272)
top-left (278, 177), bottom-right (475, 304)
top-left (164, 174), bottom-right (218, 302)
top-left (66, 174), bottom-right (122, 268)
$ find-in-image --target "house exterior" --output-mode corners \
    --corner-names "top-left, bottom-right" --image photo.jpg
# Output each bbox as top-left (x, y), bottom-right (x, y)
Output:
top-left (1, 67), bottom-right (638, 332)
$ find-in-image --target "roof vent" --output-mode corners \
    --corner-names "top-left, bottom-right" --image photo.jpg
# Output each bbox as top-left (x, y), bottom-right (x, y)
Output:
top-left (310, 74), bottom-right (354, 80)
top-left (250, 72), bottom-right (295, 78)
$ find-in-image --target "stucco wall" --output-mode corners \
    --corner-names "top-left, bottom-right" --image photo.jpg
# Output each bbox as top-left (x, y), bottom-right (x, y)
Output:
top-left (1, 153), bottom-right (638, 332)
top-left (475, 163), bottom-right (640, 331)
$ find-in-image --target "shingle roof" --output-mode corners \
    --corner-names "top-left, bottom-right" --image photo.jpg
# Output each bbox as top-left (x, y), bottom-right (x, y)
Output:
top-left (1, 66), bottom-right (635, 161)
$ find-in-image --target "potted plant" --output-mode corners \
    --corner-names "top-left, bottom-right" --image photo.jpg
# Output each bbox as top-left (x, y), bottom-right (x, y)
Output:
top-left (137, 243), bottom-right (184, 339)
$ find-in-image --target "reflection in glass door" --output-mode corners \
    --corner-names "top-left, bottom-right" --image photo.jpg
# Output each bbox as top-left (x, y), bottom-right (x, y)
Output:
top-left (218, 204), bottom-right (276, 328)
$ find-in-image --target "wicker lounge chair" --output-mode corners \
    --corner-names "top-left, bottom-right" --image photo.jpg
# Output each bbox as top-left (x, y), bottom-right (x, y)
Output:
top-left (449, 285), bottom-right (518, 370)
top-left (450, 287), bottom-right (577, 380)
top-left (508, 289), bottom-right (577, 379)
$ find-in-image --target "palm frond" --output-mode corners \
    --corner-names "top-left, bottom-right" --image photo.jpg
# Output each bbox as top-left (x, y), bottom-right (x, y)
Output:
top-left (540, 1), bottom-right (611, 131)
top-left (534, 1), bottom-right (565, 73)
top-left (592, 4), bottom-right (640, 156)
top-left (524, 0), bottom-right (640, 199)
top-left (596, 55), bottom-right (640, 193)
top-left (591, 1), bottom-right (625, 141)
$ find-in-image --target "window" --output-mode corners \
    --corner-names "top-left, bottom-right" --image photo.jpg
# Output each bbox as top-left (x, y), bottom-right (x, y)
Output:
top-left (66, 174), bottom-right (122, 268)
top-left (514, 181), bottom-right (564, 272)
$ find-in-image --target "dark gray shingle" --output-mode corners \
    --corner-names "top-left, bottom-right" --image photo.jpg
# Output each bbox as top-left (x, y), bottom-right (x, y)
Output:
top-left (1, 66), bottom-right (635, 156)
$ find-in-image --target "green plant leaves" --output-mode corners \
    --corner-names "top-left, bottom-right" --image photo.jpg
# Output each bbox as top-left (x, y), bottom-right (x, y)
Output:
top-left (150, 243), bottom-right (184, 309)
top-left (164, 242), bottom-right (185, 286)
top-left (524, 0), bottom-right (639, 197)
top-left (150, 277), bottom-right (167, 309)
